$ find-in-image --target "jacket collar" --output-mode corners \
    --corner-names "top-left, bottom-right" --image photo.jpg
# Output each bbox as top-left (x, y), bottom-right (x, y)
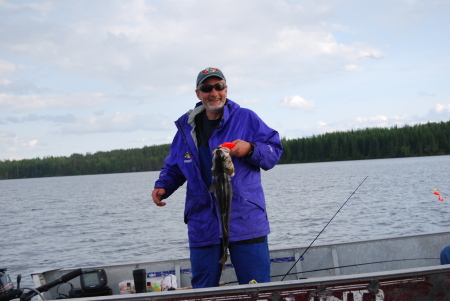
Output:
top-left (185, 98), bottom-right (239, 127)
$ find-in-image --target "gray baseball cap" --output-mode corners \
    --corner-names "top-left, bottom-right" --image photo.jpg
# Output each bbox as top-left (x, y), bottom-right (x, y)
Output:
top-left (196, 67), bottom-right (226, 87)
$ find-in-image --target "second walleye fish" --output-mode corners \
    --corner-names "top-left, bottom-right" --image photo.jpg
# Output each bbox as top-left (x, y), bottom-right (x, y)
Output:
top-left (210, 145), bottom-right (235, 270)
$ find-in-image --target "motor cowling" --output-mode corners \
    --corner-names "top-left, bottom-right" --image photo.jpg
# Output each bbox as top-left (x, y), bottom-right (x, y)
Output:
top-left (0, 268), bottom-right (14, 296)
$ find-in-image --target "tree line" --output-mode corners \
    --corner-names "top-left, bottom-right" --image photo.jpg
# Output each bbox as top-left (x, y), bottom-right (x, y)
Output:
top-left (0, 144), bottom-right (170, 180)
top-left (280, 121), bottom-right (450, 164)
top-left (0, 121), bottom-right (449, 180)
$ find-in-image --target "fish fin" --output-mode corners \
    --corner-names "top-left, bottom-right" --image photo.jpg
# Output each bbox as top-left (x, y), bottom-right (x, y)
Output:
top-left (209, 182), bottom-right (216, 193)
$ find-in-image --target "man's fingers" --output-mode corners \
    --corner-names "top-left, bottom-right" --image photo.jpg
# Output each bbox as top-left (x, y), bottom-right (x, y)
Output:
top-left (152, 188), bottom-right (166, 206)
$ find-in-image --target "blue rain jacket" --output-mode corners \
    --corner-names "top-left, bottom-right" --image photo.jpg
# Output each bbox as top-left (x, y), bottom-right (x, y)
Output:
top-left (154, 99), bottom-right (282, 247)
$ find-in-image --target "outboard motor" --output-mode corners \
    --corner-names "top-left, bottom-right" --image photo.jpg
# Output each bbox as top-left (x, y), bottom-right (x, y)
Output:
top-left (0, 268), bottom-right (14, 297)
top-left (1, 267), bottom-right (81, 301)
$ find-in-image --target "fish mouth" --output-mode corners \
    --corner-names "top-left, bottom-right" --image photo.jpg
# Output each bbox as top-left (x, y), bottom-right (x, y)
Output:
top-left (213, 147), bottom-right (231, 156)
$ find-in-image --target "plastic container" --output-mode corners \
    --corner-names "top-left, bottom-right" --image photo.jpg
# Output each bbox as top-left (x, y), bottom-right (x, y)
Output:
top-left (152, 282), bottom-right (161, 292)
top-left (146, 277), bottom-right (163, 292)
top-left (119, 281), bottom-right (135, 294)
top-left (119, 277), bottom-right (164, 293)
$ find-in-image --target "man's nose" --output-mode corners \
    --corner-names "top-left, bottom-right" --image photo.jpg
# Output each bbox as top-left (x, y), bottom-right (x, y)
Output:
top-left (210, 88), bottom-right (219, 95)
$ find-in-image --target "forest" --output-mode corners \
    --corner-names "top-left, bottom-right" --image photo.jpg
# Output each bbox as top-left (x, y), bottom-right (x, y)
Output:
top-left (1, 121), bottom-right (449, 180)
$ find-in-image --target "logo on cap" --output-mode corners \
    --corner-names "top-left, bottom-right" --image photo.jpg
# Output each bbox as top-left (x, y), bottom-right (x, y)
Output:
top-left (202, 67), bottom-right (218, 74)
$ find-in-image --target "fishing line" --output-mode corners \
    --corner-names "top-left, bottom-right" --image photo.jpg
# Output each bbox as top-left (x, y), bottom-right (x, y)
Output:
top-left (223, 257), bottom-right (436, 285)
top-left (274, 257), bottom-right (437, 280)
top-left (280, 176), bottom-right (369, 281)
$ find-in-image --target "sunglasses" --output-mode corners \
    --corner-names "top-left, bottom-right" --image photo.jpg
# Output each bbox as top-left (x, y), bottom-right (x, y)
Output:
top-left (198, 82), bottom-right (227, 93)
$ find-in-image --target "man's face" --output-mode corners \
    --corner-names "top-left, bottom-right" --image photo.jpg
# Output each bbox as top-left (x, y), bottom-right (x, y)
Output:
top-left (196, 77), bottom-right (227, 117)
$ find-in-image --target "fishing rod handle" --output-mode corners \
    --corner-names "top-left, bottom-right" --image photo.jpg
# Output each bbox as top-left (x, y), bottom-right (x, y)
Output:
top-left (21, 268), bottom-right (82, 301)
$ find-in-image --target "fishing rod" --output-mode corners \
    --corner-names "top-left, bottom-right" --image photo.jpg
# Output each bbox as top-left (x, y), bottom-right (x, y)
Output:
top-left (280, 176), bottom-right (368, 281)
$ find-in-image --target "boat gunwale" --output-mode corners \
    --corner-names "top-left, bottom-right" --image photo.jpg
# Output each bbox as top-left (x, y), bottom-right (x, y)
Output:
top-left (30, 230), bottom-right (450, 276)
top-left (68, 264), bottom-right (450, 301)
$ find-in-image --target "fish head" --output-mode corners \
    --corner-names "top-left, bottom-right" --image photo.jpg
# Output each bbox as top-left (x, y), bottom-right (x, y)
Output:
top-left (212, 146), bottom-right (235, 177)
top-left (213, 145), bottom-right (230, 156)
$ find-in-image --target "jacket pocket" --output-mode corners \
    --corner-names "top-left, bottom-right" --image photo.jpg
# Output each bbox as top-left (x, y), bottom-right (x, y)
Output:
top-left (184, 193), bottom-right (200, 224)
top-left (184, 193), bottom-right (220, 244)
top-left (229, 193), bottom-right (268, 238)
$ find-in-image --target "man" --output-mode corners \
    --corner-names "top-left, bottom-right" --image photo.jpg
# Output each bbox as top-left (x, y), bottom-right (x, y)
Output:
top-left (152, 67), bottom-right (282, 288)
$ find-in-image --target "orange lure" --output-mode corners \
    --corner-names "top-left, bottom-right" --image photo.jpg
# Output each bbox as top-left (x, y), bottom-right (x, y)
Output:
top-left (434, 189), bottom-right (444, 202)
top-left (221, 142), bottom-right (236, 149)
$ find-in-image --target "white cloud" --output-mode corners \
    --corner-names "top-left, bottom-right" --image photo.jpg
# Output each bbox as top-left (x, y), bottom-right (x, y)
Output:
top-left (0, 79), bottom-right (12, 86)
top-left (61, 112), bottom-right (173, 134)
top-left (0, 59), bottom-right (16, 74)
top-left (0, 133), bottom-right (40, 158)
top-left (371, 115), bottom-right (389, 122)
top-left (356, 114), bottom-right (411, 124)
top-left (435, 103), bottom-right (450, 113)
top-left (279, 95), bottom-right (315, 109)
top-left (353, 114), bottom-right (413, 129)
top-left (345, 64), bottom-right (365, 72)
top-left (0, 131), bottom-right (15, 138)
top-left (2, 113), bottom-right (77, 124)
top-left (266, 27), bottom-right (383, 66)
top-left (242, 98), bottom-right (261, 105)
top-left (28, 139), bottom-right (38, 147)
top-left (0, 0), bottom-right (385, 91)
top-left (0, 59), bottom-right (16, 87)
top-left (0, 93), bottom-right (109, 111)
top-left (1, 0), bottom-right (54, 15)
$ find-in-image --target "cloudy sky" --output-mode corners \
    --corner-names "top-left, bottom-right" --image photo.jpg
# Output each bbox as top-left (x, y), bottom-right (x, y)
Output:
top-left (1, 0), bottom-right (449, 161)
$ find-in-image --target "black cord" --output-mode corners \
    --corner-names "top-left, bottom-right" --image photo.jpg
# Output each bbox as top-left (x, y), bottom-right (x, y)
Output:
top-left (56, 282), bottom-right (73, 299)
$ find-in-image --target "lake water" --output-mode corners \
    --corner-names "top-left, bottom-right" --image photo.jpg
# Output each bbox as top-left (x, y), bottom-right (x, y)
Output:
top-left (1, 155), bottom-right (449, 289)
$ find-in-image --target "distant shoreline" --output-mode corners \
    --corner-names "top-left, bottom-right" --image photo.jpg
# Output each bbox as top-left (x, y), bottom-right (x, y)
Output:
top-left (1, 120), bottom-right (449, 180)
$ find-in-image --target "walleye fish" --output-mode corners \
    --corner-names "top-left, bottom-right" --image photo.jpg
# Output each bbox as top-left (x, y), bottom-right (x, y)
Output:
top-left (210, 146), bottom-right (235, 270)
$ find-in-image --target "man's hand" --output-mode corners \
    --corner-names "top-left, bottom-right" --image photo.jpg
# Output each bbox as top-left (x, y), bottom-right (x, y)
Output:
top-left (229, 139), bottom-right (252, 157)
top-left (152, 188), bottom-right (167, 206)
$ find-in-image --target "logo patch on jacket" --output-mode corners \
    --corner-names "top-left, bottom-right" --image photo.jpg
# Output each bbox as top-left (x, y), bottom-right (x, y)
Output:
top-left (184, 152), bottom-right (192, 163)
